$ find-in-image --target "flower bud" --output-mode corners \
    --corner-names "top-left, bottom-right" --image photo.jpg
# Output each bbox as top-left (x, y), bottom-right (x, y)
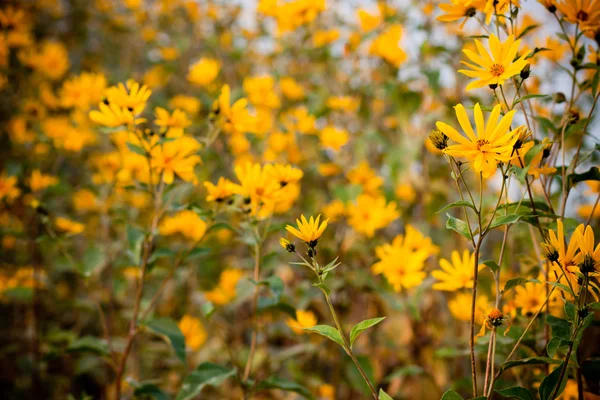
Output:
top-left (280, 238), bottom-right (296, 253)
top-left (429, 129), bottom-right (448, 150)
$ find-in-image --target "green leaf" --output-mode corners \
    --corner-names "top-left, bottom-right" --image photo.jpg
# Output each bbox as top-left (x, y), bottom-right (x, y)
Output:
top-left (592, 69), bottom-right (600, 97)
top-left (134, 383), bottom-right (170, 400)
top-left (127, 225), bottom-right (145, 265)
top-left (494, 386), bottom-right (535, 400)
top-left (564, 302), bottom-right (576, 322)
top-left (349, 317), bottom-right (386, 348)
top-left (547, 315), bottom-right (571, 341)
top-left (175, 363), bottom-right (236, 400)
top-left (436, 201), bottom-right (476, 214)
top-left (255, 376), bottom-right (313, 399)
top-left (488, 214), bottom-right (521, 230)
top-left (67, 336), bottom-right (110, 356)
top-left (440, 389), bottom-right (464, 400)
top-left (499, 357), bottom-right (560, 375)
top-left (483, 260), bottom-right (500, 274)
top-left (503, 277), bottom-right (527, 293)
top-left (145, 318), bottom-right (187, 366)
top-left (546, 336), bottom-right (572, 358)
top-left (202, 302), bottom-right (215, 319)
top-left (187, 247), bottom-right (211, 259)
top-left (321, 256), bottom-right (341, 273)
top-left (569, 166), bottom-right (600, 187)
top-left (446, 213), bottom-right (472, 241)
top-left (303, 325), bottom-right (345, 347)
top-left (312, 282), bottom-right (331, 296)
top-left (379, 389), bottom-right (394, 400)
top-left (516, 24), bottom-right (540, 39)
top-left (384, 365), bottom-right (424, 382)
top-left (127, 142), bottom-right (147, 156)
top-left (79, 244), bottom-right (106, 278)
top-left (539, 362), bottom-right (567, 400)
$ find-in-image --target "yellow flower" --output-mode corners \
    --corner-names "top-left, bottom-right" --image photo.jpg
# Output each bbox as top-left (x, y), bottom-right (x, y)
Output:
top-left (211, 84), bottom-right (254, 135)
top-left (371, 225), bottom-right (436, 292)
top-left (72, 189), bottom-right (99, 213)
top-left (203, 177), bottom-right (235, 203)
top-left (105, 80), bottom-right (152, 116)
top-left (187, 58), bottom-right (220, 87)
top-left (432, 250), bottom-right (481, 291)
top-left (243, 75), bottom-right (280, 110)
top-left (281, 107), bottom-right (316, 135)
top-left (89, 102), bottom-right (138, 127)
top-left (395, 183), bottom-right (416, 203)
top-left (449, 292), bottom-right (490, 325)
top-left (286, 215), bottom-right (328, 244)
top-left (159, 210), bottom-right (207, 242)
top-left (286, 310), bottom-right (317, 334)
top-left (346, 161), bottom-right (383, 194)
top-left (169, 95), bottom-right (201, 115)
top-left (319, 125), bottom-right (349, 151)
top-left (438, 103), bottom-right (522, 178)
top-left (150, 136), bottom-right (202, 184)
top-left (347, 194), bottom-right (399, 238)
top-left (153, 107), bottom-right (191, 137)
top-left (28, 170), bottom-right (58, 192)
top-left (270, 0), bottom-right (326, 34)
top-left (231, 163), bottom-right (283, 214)
top-left (313, 29), bottom-right (340, 47)
top-left (266, 163), bottom-right (303, 187)
top-left (574, 224), bottom-right (600, 272)
top-left (437, 0), bottom-right (481, 28)
top-left (369, 24), bottom-right (407, 68)
top-left (54, 217), bottom-right (85, 235)
top-left (513, 277), bottom-right (561, 316)
top-left (204, 269), bottom-right (244, 305)
top-left (60, 72), bottom-right (107, 110)
top-left (357, 8), bottom-right (381, 32)
top-left (0, 173), bottom-right (20, 202)
top-left (279, 77), bottom-right (305, 100)
top-left (459, 34), bottom-right (530, 91)
top-left (322, 200), bottom-right (346, 222)
top-left (556, 0), bottom-right (600, 34)
top-left (326, 96), bottom-right (360, 113)
top-left (178, 315), bottom-right (207, 350)
top-left (318, 163), bottom-right (341, 176)
top-left (28, 41), bottom-right (70, 80)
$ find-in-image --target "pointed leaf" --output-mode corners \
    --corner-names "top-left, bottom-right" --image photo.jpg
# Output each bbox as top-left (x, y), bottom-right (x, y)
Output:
top-left (446, 213), bottom-right (472, 240)
top-left (379, 389), bottom-right (394, 400)
top-left (436, 201), bottom-right (476, 214)
top-left (349, 317), bottom-right (386, 348)
top-left (175, 363), bottom-right (236, 400)
top-left (145, 318), bottom-right (187, 366)
top-left (303, 325), bottom-right (345, 347)
top-left (440, 389), bottom-right (464, 400)
top-left (494, 386), bottom-right (534, 400)
top-left (255, 376), bottom-right (313, 399)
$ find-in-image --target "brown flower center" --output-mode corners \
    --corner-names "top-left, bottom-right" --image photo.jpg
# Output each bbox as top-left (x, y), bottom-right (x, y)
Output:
top-left (476, 139), bottom-right (490, 150)
top-left (577, 10), bottom-right (589, 22)
top-left (490, 64), bottom-right (505, 77)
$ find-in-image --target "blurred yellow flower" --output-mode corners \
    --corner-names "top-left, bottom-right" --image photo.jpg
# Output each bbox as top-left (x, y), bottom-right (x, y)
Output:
top-left (286, 309), bottom-right (317, 334)
top-left (150, 136), bottom-right (202, 184)
top-left (28, 170), bottom-right (58, 192)
top-left (322, 200), bottom-right (346, 222)
top-left (204, 177), bottom-right (235, 203)
top-left (169, 95), bottom-right (201, 115)
top-left (178, 315), bottom-right (207, 350)
top-left (448, 292), bottom-right (489, 325)
top-left (432, 250), bottom-right (481, 291)
top-left (0, 173), bottom-right (20, 202)
top-left (204, 269), bottom-right (244, 305)
top-left (54, 217), bottom-right (85, 235)
top-left (319, 126), bottom-right (349, 151)
top-left (347, 194), bottom-right (399, 237)
top-left (357, 8), bottom-right (381, 32)
top-left (187, 58), bottom-right (220, 87)
top-left (326, 96), bottom-right (359, 113)
top-left (280, 77), bottom-right (305, 100)
top-left (154, 107), bottom-right (191, 137)
top-left (371, 225), bottom-right (435, 291)
top-left (369, 24), bottom-right (407, 68)
top-left (159, 210), bottom-right (207, 242)
top-left (346, 161), bottom-right (383, 194)
top-left (313, 29), bottom-right (339, 47)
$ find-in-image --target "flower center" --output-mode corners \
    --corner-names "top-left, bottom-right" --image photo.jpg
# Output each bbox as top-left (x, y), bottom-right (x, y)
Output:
top-left (577, 10), bottom-right (588, 22)
top-left (476, 139), bottom-right (490, 150)
top-left (490, 64), bottom-right (505, 77)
